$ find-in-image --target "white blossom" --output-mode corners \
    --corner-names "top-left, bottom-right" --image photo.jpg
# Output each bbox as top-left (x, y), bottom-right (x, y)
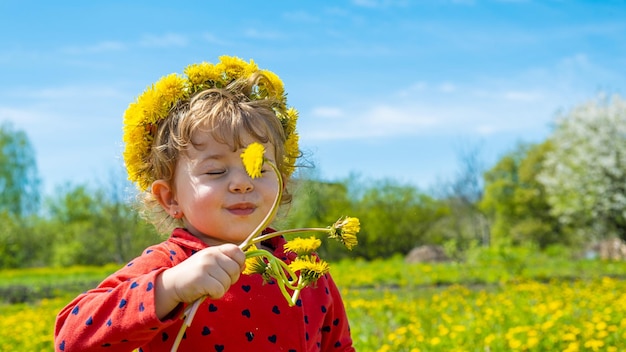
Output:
top-left (538, 94), bottom-right (626, 239)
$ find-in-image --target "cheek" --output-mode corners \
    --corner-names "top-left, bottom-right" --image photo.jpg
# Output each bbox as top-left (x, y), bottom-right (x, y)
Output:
top-left (258, 178), bottom-right (280, 197)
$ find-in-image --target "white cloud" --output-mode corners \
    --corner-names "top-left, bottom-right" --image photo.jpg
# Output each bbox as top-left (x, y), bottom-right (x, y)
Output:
top-left (438, 82), bottom-right (457, 93)
top-left (5, 86), bottom-right (123, 100)
top-left (311, 107), bottom-right (344, 118)
top-left (139, 33), bottom-right (188, 48)
top-left (351, 0), bottom-right (410, 7)
top-left (202, 32), bottom-right (232, 46)
top-left (243, 28), bottom-right (287, 40)
top-left (303, 103), bottom-right (439, 140)
top-left (0, 106), bottom-right (39, 124)
top-left (283, 11), bottom-right (320, 23)
top-left (502, 90), bottom-right (542, 102)
top-left (62, 41), bottom-right (126, 54)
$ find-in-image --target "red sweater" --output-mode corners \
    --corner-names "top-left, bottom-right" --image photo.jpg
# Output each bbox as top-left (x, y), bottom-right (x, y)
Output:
top-left (54, 228), bottom-right (354, 352)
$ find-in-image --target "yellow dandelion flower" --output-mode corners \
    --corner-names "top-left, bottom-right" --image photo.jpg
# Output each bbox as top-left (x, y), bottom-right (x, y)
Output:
top-left (329, 217), bottom-right (360, 250)
top-left (289, 256), bottom-right (330, 283)
top-left (283, 107), bottom-right (299, 136)
top-left (184, 62), bottom-right (222, 88)
top-left (243, 255), bottom-right (267, 276)
top-left (259, 69), bottom-right (285, 97)
top-left (242, 245), bottom-right (276, 283)
top-left (283, 132), bottom-right (299, 175)
top-left (154, 73), bottom-right (187, 105)
top-left (217, 55), bottom-right (257, 81)
top-left (284, 237), bottom-right (321, 256)
top-left (584, 339), bottom-right (604, 351)
top-left (136, 87), bottom-right (163, 123)
top-left (240, 142), bottom-right (266, 179)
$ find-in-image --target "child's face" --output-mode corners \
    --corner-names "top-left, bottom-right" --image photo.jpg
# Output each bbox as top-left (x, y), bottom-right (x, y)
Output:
top-left (171, 130), bottom-right (280, 246)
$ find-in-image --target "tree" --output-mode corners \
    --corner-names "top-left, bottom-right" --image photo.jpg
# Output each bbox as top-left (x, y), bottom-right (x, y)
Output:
top-left (481, 141), bottom-right (566, 248)
top-left (44, 180), bottom-right (162, 267)
top-left (433, 144), bottom-right (490, 251)
top-left (279, 177), bottom-right (354, 260)
top-left (0, 122), bottom-right (40, 216)
top-left (352, 178), bottom-right (448, 259)
top-left (538, 94), bottom-right (626, 242)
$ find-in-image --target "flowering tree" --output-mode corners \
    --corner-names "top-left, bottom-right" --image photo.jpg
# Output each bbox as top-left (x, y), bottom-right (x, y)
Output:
top-left (538, 94), bottom-right (626, 241)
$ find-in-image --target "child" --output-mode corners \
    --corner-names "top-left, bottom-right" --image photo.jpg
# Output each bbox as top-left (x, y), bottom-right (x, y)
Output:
top-left (54, 56), bottom-right (355, 351)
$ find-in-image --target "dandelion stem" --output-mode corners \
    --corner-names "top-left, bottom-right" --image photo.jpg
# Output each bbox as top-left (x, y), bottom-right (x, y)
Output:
top-left (249, 227), bottom-right (330, 245)
top-left (239, 161), bottom-right (283, 250)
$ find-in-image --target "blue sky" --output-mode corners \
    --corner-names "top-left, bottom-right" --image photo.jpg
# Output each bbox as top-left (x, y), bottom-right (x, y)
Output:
top-left (1, 0), bottom-right (625, 196)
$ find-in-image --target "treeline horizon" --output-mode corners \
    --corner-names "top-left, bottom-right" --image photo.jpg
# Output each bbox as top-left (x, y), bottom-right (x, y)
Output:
top-left (1, 93), bottom-right (626, 268)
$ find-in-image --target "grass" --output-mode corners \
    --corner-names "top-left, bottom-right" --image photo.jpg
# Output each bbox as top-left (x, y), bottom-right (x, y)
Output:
top-left (2, 253), bottom-right (626, 351)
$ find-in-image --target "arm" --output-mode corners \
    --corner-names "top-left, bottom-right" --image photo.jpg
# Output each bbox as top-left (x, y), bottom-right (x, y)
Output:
top-left (54, 245), bottom-right (177, 352)
top-left (54, 242), bottom-right (246, 352)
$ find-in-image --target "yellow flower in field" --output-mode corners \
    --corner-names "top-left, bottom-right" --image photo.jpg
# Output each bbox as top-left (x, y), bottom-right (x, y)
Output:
top-left (484, 334), bottom-right (496, 345)
top-left (284, 236), bottom-right (321, 256)
top-left (563, 342), bottom-right (580, 352)
top-left (438, 325), bottom-right (449, 336)
top-left (527, 335), bottom-right (539, 348)
top-left (562, 332), bottom-right (577, 341)
top-left (240, 142), bottom-right (266, 179)
top-left (329, 217), bottom-right (360, 250)
top-left (377, 345), bottom-right (391, 352)
top-left (541, 320), bottom-right (555, 330)
top-left (508, 338), bottom-right (522, 349)
top-left (429, 337), bottom-right (441, 346)
top-left (584, 339), bottom-right (604, 351)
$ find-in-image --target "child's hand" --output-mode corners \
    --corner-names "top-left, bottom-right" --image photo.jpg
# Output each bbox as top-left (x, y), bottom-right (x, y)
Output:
top-left (155, 244), bottom-right (245, 318)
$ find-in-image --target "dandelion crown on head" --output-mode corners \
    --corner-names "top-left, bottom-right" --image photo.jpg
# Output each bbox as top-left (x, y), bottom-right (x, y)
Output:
top-left (122, 55), bottom-right (299, 191)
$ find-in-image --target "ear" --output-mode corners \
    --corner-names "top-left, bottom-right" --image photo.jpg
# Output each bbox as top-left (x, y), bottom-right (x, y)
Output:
top-left (152, 180), bottom-right (181, 218)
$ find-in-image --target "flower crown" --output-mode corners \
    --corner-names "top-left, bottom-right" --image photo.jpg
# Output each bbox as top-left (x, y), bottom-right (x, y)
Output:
top-left (122, 55), bottom-right (299, 191)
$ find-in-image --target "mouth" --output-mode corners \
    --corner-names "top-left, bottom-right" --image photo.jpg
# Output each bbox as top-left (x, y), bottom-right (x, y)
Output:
top-left (226, 202), bottom-right (256, 216)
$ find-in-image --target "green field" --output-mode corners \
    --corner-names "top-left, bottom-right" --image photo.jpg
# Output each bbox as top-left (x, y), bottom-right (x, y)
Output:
top-left (2, 256), bottom-right (626, 351)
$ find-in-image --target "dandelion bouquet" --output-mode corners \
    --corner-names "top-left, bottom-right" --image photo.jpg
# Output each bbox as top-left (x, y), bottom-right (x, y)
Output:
top-left (170, 142), bottom-right (360, 351)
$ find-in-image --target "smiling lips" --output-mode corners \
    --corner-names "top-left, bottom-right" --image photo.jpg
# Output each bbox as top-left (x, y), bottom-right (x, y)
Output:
top-left (226, 202), bottom-right (256, 216)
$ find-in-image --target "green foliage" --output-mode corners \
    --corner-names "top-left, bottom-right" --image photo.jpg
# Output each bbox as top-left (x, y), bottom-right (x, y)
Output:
top-left (0, 179), bottom-right (163, 269)
top-left (352, 179), bottom-right (448, 259)
top-left (480, 142), bottom-right (567, 248)
top-left (0, 212), bottom-right (52, 268)
top-left (44, 183), bottom-right (163, 267)
top-left (0, 122), bottom-right (40, 216)
top-left (282, 177), bottom-right (449, 260)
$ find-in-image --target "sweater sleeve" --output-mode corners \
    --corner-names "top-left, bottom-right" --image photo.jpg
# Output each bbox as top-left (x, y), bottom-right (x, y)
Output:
top-left (54, 243), bottom-right (185, 352)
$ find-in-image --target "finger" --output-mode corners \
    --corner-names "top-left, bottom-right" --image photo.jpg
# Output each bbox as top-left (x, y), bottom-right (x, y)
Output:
top-left (218, 244), bottom-right (246, 269)
top-left (203, 274), bottom-right (228, 299)
top-left (214, 253), bottom-right (243, 283)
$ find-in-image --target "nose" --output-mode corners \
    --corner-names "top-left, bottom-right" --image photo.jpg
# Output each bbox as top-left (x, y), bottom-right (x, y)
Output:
top-left (229, 169), bottom-right (254, 193)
